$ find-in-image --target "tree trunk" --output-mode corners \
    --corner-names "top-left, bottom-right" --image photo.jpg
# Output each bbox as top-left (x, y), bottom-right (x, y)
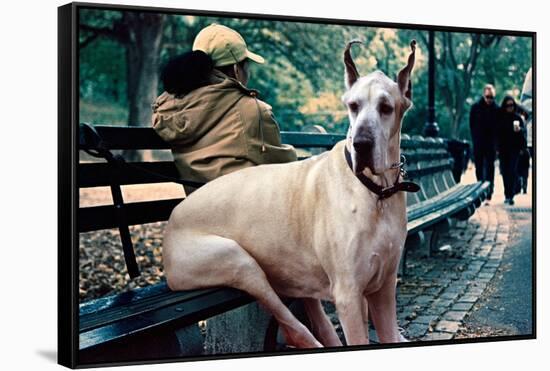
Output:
top-left (451, 111), bottom-right (463, 138)
top-left (436, 33), bottom-right (484, 140)
top-left (124, 12), bottom-right (165, 162)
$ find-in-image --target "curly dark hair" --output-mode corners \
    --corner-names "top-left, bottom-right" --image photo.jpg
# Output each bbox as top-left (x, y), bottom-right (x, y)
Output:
top-left (160, 50), bottom-right (213, 97)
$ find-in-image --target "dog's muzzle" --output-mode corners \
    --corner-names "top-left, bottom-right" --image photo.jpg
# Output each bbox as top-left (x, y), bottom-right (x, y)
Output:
top-left (344, 146), bottom-right (420, 200)
top-left (353, 136), bottom-right (374, 155)
top-left (352, 135), bottom-right (378, 174)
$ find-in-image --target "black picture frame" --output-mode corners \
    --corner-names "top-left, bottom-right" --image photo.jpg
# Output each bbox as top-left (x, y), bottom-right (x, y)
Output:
top-left (58, 2), bottom-right (536, 368)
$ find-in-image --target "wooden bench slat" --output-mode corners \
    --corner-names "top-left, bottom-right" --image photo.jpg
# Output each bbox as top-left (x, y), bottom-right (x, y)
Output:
top-left (80, 286), bottom-right (253, 350)
top-left (407, 161), bottom-right (453, 179)
top-left (81, 285), bottom-right (188, 331)
top-left (407, 182), bottom-right (482, 221)
top-left (400, 139), bottom-right (445, 149)
top-left (80, 284), bottom-right (242, 332)
top-left (79, 198), bottom-right (183, 232)
top-left (279, 132), bottom-right (345, 147)
top-left (81, 125), bottom-right (170, 150)
top-left (80, 125), bottom-right (449, 152)
top-left (79, 161), bottom-right (181, 188)
top-left (82, 125), bottom-right (348, 150)
top-left (407, 182), bottom-right (489, 234)
top-left (78, 159), bottom-right (453, 191)
top-left (402, 152), bottom-right (450, 162)
top-left (80, 280), bottom-right (172, 316)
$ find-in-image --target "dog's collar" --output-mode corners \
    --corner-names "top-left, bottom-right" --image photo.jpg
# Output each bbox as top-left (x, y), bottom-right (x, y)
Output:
top-left (344, 146), bottom-right (420, 200)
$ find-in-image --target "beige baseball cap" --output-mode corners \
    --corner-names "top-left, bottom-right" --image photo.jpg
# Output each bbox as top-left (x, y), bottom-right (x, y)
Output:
top-left (192, 23), bottom-right (265, 67)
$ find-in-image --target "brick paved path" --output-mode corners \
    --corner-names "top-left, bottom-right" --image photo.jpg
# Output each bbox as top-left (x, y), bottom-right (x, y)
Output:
top-left (395, 205), bottom-right (511, 341)
top-left (389, 163), bottom-right (532, 342)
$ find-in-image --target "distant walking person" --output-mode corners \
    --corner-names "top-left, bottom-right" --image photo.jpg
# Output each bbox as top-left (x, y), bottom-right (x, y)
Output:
top-left (469, 84), bottom-right (499, 203)
top-left (518, 68), bottom-right (533, 193)
top-left (516, 106), bottom-right (530, 193)
top-left (496, 96), bottom-right (527, 205)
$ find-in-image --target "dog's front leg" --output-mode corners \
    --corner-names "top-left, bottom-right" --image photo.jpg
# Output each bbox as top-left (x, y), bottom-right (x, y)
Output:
top-left (303, 298), bottom-right (343, 347)
top-left (333, 282), bottom-right (369, 345)
top-left (367, 275), bottom-right (407, 343)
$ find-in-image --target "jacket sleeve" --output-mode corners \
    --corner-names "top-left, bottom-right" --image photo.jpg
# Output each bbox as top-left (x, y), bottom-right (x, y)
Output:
top-left (257, 102), bottom-right (298, 161)
top-left (237, 96), bottom-right (297, 163)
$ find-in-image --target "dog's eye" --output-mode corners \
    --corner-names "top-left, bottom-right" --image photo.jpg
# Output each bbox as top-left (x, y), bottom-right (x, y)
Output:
top-left (379, 103), bottom-right (394, 115)
top-left (348, 102), bottom-right (359, 114)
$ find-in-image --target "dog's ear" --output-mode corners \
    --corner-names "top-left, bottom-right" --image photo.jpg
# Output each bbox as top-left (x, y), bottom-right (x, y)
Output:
top-left (397, 40), bottom-right (417, 103)
top-left (344, 40), bottom-right (363, 89)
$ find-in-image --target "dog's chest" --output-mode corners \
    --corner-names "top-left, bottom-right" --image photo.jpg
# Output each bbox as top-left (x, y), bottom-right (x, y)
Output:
top-left (352, 193), bottom-right (407, 231)
top-left (365, 203), bottom-right (406, 253)
top-left (349, 197), bottom-right (407, 290)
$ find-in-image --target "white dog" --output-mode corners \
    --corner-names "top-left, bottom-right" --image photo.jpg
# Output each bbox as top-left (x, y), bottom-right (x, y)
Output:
top-left (162, 40), bottom-right (418, 348)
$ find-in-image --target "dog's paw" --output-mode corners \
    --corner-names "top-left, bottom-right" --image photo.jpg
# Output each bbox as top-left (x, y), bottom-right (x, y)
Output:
top-left (282, 325), bottom-right (324, 349)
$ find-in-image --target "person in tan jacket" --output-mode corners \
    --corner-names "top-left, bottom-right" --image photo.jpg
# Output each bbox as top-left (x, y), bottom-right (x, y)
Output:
top-left (152, 23), bottom-right (297, 185)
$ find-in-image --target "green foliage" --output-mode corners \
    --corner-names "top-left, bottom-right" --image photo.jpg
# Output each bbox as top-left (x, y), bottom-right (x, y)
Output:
top-left (80, 37), bottom-right (127, 105)
top-left (79, 11), bottom-right (532, 139)
top-left (475, 36), bottom-right (532, 103)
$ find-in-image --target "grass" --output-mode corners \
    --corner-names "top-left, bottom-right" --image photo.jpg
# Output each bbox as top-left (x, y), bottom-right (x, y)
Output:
top-left (79, 99), bottom-right (128, 125)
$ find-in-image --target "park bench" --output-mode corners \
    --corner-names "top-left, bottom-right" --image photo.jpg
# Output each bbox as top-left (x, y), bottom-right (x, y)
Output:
top-left (77, 123), bottom-right (489, 364)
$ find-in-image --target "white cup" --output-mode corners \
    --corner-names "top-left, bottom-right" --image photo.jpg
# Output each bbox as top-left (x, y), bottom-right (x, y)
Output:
top-left (513, 120), bottom-right (520, 132)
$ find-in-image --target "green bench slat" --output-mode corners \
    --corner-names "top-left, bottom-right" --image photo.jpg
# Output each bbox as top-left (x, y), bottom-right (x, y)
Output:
top-left (81, 125), bottom-right (169, 150)
top-left (407, 182), bottom-right (480, 220)
top-left (406, 161), bottom-right (453, 179)
top-left (79, 198), bottom-right (183, 232)
top-left (78, 160), bottom-right (454, 193)
top-left (81, 125), bottom-right (346, 150)
top-left (80, 285), bottom-right (253, 350)
top-left (406, 182), bottom-right (489, 234)
top-left (279, 132), bottom-right (345, 147)
top-left (79, 161), bottom-right (181, 188)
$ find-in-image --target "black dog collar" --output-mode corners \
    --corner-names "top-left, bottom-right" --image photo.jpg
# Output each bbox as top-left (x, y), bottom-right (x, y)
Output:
top-left (344, 146), bottom-right (420, 200)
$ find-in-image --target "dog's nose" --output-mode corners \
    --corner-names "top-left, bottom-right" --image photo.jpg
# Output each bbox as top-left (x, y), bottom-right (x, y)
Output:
top-left (353, 136), bottom-right (374, 154)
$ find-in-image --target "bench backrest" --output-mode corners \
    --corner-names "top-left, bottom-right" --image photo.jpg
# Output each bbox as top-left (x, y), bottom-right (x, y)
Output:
top-left (400, 134), bottom-right (456, 206)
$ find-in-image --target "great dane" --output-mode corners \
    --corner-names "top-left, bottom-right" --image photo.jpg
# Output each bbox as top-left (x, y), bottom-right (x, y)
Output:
top-left (162, 40), bottom-right (418, 348)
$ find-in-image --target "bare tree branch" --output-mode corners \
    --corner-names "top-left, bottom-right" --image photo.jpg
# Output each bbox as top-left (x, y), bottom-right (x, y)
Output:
top-left (464, 34), bottom-right (481, 76)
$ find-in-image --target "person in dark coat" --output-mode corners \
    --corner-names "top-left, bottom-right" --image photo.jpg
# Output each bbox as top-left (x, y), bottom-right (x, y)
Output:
top-left (469, 84), bottom-right (499, 203)
top-left (496, 96), bottom-right (527, 205)
top-left (516, 106), bottom-right (530, 194)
